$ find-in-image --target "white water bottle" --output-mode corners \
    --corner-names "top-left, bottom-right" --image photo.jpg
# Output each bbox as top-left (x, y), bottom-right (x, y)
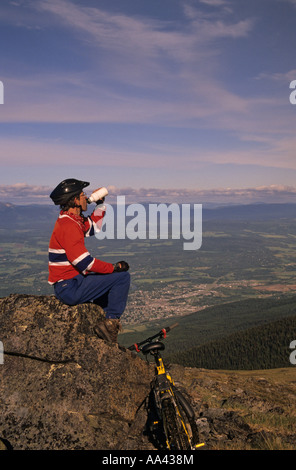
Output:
top-left (87, 187), bottom-right (108, 204)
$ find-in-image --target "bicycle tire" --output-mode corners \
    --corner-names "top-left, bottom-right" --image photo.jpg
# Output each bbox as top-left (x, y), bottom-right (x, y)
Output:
top-left (161, 397), bottom-right (191, 450)
top-left (174, 389), bottom-right (200, 446)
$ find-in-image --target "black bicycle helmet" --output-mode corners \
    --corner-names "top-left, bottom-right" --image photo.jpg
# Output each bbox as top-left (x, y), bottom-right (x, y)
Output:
top-left (50, 178), bottom-right (90, 205)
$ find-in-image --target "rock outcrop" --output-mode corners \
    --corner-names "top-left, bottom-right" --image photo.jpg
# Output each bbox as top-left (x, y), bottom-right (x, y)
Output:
top-left (0, 294), bottom-right (154, 450)
top-left (2, 293), bottom-right (291, 451)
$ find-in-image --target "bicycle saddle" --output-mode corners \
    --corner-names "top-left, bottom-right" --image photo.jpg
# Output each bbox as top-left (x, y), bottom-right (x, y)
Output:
top-left (141, 341), bottom-right (165, 355)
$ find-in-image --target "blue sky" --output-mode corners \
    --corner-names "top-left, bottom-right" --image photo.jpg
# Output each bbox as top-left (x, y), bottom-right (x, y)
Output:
top-left (0, 0), bottom-right (296, 204)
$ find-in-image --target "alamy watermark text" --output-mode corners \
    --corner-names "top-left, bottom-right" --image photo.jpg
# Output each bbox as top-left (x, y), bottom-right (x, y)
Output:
top-left (289, 80), bottom-right (296, 104)
top-left (289, 340), bottom-right (296, 365)
top-left (94, 197), bottom-right (202, 251)
top-left (0, 81), bottom-right (3, 104)
top-left (0, 341), bottom-right (3, 364)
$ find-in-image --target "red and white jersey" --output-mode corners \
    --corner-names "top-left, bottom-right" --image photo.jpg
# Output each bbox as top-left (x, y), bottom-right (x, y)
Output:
top-left (48, 207), bottom-right (114, 284)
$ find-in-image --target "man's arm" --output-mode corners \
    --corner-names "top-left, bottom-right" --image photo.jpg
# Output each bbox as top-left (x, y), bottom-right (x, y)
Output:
top-left (60, 219), bottom-right (114, 274)
top-left (85, 204), bottom-right (106, 237)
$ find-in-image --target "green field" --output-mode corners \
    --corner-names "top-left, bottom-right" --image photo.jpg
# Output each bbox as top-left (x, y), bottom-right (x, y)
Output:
top-left (2, 204), bottom-right (296, 330)
top-left (1, 210), bottom-right (296, 299)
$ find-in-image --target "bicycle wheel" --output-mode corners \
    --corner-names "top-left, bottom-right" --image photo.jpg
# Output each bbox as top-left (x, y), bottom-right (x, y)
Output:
top-left (161, 397), bottom-right (191, 450)
top-left (145, 387), bottom-right (168, 450)
top-left (174, 388), bottom-right (200, 447)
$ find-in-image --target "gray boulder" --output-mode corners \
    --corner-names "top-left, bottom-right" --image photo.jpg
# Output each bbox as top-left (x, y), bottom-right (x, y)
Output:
top-left (0, 294), bottom-right (153, 450)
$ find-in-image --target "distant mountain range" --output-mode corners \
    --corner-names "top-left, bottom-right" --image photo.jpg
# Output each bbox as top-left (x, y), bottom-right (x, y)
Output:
top-left (0, 202), bottom-right (58, 229)
top-left (1, 201), bottom-right (296, 230)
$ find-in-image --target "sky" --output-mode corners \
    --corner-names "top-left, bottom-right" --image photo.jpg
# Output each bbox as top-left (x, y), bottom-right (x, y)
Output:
top-left (0, 0), bottom-right (296, 205)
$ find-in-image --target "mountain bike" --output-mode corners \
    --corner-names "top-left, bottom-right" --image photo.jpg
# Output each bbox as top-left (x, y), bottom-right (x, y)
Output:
top-left (128, 323), bottom-right (205, 451)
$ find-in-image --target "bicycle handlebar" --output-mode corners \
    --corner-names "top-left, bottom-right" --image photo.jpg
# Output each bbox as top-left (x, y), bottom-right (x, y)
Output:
top-left (127, 322), bottom-right (179, 352)
top-left (165, 322), bottom-right (179, 332)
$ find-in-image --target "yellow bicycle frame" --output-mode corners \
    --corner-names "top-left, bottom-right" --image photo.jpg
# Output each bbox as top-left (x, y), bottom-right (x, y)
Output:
top-left (155, 356), bottom-right (205, 450)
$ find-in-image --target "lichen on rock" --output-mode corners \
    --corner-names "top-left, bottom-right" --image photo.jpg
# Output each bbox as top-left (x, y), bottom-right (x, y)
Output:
top-left (0, 294), bottom-right (153, 450)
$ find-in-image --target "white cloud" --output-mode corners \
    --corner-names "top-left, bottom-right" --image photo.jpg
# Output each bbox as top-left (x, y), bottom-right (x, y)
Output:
top-left (29, 0), bottom-right (254, 89)
top-left (2, 183), bottom-right (296, 205)
top-left (0, 183), bottom-right (51, 200)
top-left (1, 127), bottom-right (296, 173)
top-left (0, 0), bottom-right (294, 182)
top-left (96, 184), bottom-right (296, 206)
top-left (1, 0), bottom-right (282, 147)
top-left (256, 69), bottom-right (296, 82)
top-left (279, 0), bottom-right (296, 6)
top-left (199, 0), bottom-right (230, 5)
top-left (0, 1), bottom-right (265, 132)
top-left (35, 0), bottom-right (252, 46)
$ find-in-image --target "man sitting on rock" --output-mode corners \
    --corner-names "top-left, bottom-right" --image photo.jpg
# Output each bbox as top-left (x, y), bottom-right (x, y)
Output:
top-left (48, 178), bottom-right (130, 344)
